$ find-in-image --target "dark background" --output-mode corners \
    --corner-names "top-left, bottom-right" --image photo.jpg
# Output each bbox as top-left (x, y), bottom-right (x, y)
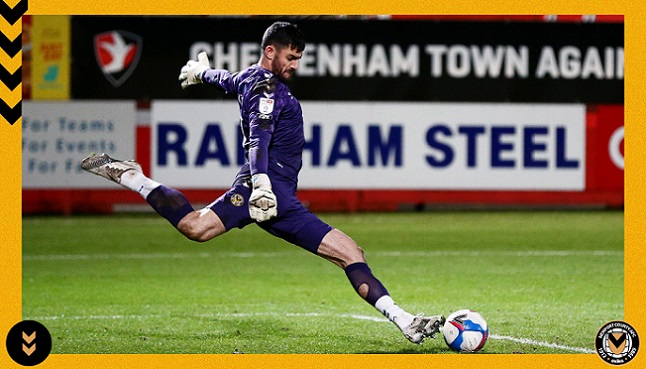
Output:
top-left (71, 16), bottom-right (624, 103)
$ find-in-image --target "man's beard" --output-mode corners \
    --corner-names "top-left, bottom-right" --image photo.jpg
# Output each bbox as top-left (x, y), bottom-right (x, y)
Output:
top-left (272, 60), bottom-right (295, 82)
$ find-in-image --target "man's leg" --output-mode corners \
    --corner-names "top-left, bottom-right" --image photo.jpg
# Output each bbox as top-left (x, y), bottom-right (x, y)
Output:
top-left (317, 229), bottom-right (444, 344)
top-left (81, 153), bottom-right (226, 242)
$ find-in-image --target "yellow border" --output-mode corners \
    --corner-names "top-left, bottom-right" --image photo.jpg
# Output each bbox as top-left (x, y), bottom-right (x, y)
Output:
top-left (2, 1), bottom-right (643, 368)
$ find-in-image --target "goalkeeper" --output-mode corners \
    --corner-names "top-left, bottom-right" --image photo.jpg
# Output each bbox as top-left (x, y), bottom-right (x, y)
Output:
top-left (81, 21), bottom-right (444, 344)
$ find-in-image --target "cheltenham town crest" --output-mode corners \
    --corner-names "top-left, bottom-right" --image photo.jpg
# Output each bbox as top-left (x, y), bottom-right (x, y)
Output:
top-left (94, 30), bottom-right (143, 87)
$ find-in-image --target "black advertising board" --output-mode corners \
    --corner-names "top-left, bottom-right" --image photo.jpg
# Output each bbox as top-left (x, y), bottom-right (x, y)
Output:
top-left (72, 16), bottom-right (623, 103)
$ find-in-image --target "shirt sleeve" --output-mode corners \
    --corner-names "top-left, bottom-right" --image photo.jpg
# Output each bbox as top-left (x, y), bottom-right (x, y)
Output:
top-left (201, 69), bottom-right (237, 94)
top-left (248, 76), bottom-right (279, 176)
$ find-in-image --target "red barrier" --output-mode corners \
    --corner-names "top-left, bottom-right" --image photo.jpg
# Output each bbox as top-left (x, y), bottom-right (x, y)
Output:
top-left (585, 105), bottom-right (624, 192)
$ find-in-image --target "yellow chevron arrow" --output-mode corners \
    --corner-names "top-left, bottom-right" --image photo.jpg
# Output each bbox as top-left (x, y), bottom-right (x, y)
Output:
top-left (0, 18), bottom-right (21, 41)
top-left (0, 51), bottom-right (21, 74)
top-left (1, 0), bottom-right (23, 8)
top-left (22, 331), bottom-right (36, 344)
top-left (0, 81), bottom-right (20, 104)
top-left (22, 343), bottom-right (36, 356)
top-left (0, 115), bottom-right (21, 126)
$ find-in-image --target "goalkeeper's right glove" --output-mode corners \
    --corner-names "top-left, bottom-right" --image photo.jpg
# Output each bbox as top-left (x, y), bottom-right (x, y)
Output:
top-left (249, 173), bottom-right (278, 222)
top-left (179, 52), bottom-right (210, 89)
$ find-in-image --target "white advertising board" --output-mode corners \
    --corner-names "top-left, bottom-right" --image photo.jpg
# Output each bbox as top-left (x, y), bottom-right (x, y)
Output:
top-left (23, 101), bottom-right (137, 189)
top-left (151, 101), bottom-right (585, 191)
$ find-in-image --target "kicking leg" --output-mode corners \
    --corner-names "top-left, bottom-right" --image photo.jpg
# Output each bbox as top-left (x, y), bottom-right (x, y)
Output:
top-left (81, 153), bottom-right (225, 242)
top-left (317, 229), bottom-right (444, 344)
top-left (176, 208), bottom-right (226, 242)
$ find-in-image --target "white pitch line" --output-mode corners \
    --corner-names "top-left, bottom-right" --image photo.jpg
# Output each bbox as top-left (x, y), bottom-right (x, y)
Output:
top-left (31, 314), bottom-right (165, 321)
top-left (489, 334), bottom-right (595, 354)
top-left (27, 312), bottom-right (594, 353)
top-left (23, 250), bottom-right (623, 261)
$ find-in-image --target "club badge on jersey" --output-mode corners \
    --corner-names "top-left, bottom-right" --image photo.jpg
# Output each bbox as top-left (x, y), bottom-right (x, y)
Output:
top-left (259, 98), bottom-right (275, 114)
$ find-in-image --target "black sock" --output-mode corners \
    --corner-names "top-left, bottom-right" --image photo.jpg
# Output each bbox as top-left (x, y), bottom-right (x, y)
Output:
top-left (146, 185), bottom-right (194, 227)
top-left (345, 262), bottom-right (389, 306)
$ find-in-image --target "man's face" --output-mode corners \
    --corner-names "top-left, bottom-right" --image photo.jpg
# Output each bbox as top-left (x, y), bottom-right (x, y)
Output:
top-left (270, 45), bottom-right (302, 82)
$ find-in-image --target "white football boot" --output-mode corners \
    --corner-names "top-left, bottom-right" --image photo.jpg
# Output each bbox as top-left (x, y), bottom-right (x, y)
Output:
top-left (402, 314), bottom-right (446, 344)
top-left (81, 153), bottom-right (142, 185)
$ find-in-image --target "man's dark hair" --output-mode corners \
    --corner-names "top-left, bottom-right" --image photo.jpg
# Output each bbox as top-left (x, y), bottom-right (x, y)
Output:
top-left (261, 21), bottom-right (305, 52)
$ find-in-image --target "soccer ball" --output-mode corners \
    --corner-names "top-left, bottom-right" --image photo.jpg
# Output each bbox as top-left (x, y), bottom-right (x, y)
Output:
top-left (442, 309), bottom-right (489, 352)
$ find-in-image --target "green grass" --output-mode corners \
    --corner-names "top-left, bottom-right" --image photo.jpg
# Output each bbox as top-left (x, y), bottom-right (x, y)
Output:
top-left (22, 211), bottom-right (623, 354)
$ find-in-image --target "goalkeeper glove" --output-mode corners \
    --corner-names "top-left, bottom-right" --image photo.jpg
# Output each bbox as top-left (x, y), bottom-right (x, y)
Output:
top-left (249, 173), bottom-right (278, 222)
top-left (179, 52), bottom-right (210, 89)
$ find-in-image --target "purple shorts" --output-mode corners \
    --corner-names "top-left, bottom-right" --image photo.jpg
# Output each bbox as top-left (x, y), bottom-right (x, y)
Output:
top-left (207, 181), bottom-right (333, 254)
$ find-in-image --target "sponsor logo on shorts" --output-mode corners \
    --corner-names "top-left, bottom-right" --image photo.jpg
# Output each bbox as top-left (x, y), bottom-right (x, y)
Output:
top-left (596, 321), bottom-right (640, 365)
top-left (230, 193), bottom-right (244, 207)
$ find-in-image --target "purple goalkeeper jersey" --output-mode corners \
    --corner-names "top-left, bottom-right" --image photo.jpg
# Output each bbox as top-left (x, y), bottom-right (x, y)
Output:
top-left (201, 65), bottom-right (304, 191)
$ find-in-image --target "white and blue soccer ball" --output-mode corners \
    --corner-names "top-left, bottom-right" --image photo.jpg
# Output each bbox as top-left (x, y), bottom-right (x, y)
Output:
top-left (442, 309), bottom-right (489, 352)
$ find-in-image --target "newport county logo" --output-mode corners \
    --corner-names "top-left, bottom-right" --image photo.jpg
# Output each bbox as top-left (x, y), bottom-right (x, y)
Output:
top-left (596, 321), bottom-right (640, 365)
top-left (230, 193), bottom-right (244, 207)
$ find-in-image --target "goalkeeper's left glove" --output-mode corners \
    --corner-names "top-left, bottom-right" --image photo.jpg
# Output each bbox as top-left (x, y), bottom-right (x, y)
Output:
top-left (249, 173), bottom-right (278, 222)
top-left (179, 52), bottom-right (210, 89)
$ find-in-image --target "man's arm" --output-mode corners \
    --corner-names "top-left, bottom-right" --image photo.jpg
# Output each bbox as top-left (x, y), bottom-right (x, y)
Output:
top-left (248, 77), bottom-right (279, 222)
top-left (178, 52), bottom-right (210, 89)
top-left (178, 52), bottom-right (236, 93)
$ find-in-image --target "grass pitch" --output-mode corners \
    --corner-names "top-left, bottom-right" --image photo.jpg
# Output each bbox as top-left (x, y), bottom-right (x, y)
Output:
top-left (22, 211), bottom-right (623, 354)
